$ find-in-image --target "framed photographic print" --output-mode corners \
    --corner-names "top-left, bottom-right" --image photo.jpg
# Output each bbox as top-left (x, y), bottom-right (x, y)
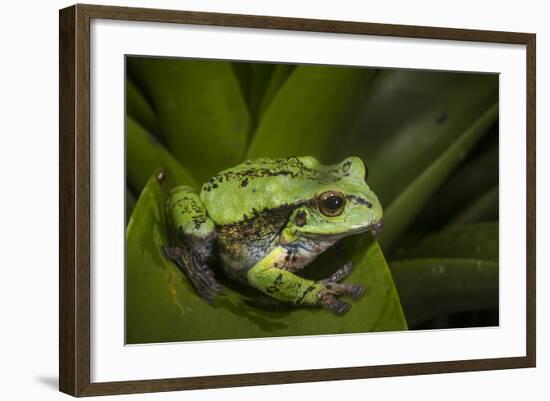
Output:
top-left (59, 3), bottom-right (536, 397)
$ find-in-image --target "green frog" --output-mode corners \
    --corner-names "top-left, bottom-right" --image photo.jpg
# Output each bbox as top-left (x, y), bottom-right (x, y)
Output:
top-left (162, 156), bottom-right (383, 314)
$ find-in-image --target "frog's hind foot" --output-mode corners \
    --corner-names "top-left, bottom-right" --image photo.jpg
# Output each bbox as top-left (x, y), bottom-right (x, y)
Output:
top-left (162, 246), bottom-right (223, 304)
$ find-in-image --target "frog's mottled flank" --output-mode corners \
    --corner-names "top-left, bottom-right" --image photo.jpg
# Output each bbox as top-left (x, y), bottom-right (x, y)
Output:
top-left (162, 156), bottom-right (383, 314)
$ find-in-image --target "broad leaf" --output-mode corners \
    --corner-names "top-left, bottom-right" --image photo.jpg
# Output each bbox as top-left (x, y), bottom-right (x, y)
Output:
top-left (389, 223), bottom-right (498, 326)
top-left (126, 171), bottom-right (407, 344)
top-left (126, 116), bottom-right (198, 194)
top-left (258, 64), bottom-right (295, 117)
top-left (401, 142), bottom-right (498, 243)
top-left (126, 77), bottom-right (158, 134)
top-left (246, 65), bottom-right (376, 160)
top-left (233, 62), bottom-right (278, 136)
top-left (378, 104), bottom-right (498, 250)
top-left (390, 258), bottom-right (498, 327)
top-left (329, 71), bottom-right (498, 205)
top-left (127, 57), bottom-right (251, 183)
top-left (392, 223), bottom-right (498, 262)
top-left (125, 187), bottom-right (136, 224)
top-left (231, 62), bottom-right (251, 105)
top-left (446, 187), bottom-right (498, 228)
top-left (248, 63), bottom-right (276, 122)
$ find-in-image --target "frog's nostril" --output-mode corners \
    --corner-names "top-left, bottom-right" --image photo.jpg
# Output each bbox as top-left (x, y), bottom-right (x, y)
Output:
top-left (372, 220), bottom-right (384, 234)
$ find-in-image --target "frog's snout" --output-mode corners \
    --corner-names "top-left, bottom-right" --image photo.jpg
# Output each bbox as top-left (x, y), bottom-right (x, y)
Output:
top-left (371, 220), bottom-right (384, 235)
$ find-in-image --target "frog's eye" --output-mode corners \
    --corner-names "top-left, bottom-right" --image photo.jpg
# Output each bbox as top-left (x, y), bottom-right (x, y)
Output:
top-left (317, 191), bottom-right (346, 217)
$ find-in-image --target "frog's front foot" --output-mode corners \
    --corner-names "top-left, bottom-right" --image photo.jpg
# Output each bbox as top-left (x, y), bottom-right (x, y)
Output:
top-left (320, 261), bottom-right (354, 284)
top-left (317, 261), bottom-right (365, 315)
top-left (247, 249), bottom-right (367, 315)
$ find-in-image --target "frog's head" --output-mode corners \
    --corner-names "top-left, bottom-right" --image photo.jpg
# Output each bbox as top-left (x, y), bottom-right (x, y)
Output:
top-left (288, 156), bottom-right (383, 240)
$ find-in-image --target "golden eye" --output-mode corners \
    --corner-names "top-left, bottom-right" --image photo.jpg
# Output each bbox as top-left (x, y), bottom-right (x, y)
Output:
top-left (317, 191), bottom-right (346, 217)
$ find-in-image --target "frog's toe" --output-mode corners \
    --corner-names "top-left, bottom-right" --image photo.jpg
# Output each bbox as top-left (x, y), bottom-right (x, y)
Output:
top-left (329, 300), bottom-right (351, 315)
top-left (196, 276), bottom-right (223, 303)
top-left (323, 282), bottom-right (365, 299)
top-left (320, 294), bottom-right (351, 315)
top-left (346, 283), bottom-right (366, 300)
top-left (162, 245), bottom-right (223, 304)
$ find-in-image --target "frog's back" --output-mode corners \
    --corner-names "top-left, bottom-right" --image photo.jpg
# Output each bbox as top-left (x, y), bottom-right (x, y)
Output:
top-left (200, 156), bottom-right (364, 225)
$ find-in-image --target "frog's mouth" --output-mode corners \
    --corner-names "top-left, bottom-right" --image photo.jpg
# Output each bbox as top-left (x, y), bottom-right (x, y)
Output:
top-left (370, 220), bottom-right (384, 235)
top-left (303, 220), bottom-right (384, 239)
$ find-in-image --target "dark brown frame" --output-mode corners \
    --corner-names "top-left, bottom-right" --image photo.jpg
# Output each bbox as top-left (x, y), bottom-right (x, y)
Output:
top-left (59, 3), bottom-right (536, 397)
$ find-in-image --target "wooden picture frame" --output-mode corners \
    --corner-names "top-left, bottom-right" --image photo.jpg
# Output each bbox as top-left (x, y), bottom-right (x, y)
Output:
top-left (59, 3), bottom-right (536, 396)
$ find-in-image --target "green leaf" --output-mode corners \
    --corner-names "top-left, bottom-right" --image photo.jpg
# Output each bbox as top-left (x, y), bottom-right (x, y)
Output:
top-left (402, 141), bottom-right (498, 242)
top-left (233, 62), bottom-right (278, 136)
top-left (377, 103), bottom-right (498, 250)
top-left (127, 57), bottom-right (251, 183)
top-left (126, 77), bottom-right (158, 134)
top-left (126, 116), bottom-right (198, 194)
top-left (125, 187), bottom-right (136, 224)
top-left (126, 172), bottom-right (406, 344)
top-left (246, 65), bottom-right (377, 160)
top-left (392, 223), bottom-right (498, 262)
top-left (390, 258), bottom-right (498, 327)
top-left (232, 62), bottom-right (251, 104)
top-left (248, 63), bottom-right (276, 119)
top-left (446, 187), bottom-right (498, 228)
top-left (389, 223), bottom-right (498, 326)
top-left (428, 139), bottom-right (498, 220)
top-left (258, 64), bottom-right (295, 117)
top-left (330, 71), bottom-right (498, 200)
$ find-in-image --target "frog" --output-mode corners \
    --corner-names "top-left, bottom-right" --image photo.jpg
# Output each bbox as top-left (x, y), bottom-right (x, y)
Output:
top-left (162, 155), bottom-right (383, 315)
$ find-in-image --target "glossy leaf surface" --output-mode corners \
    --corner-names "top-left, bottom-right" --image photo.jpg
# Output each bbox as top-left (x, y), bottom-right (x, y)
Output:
top-left (127, 57), bottom-right (251, 183)
top-left (126, 171), bottom-right (407, 343)
top-left (377, 104), bottom-right (498, 250)
top-left (391, 258), bottom-right (498, 327)
top-left (246, 65), bottom-right (376, 160)
top-left (390, 223), bottom-right (498, 326)
top-left (126, 116), bottom-right (198, 195)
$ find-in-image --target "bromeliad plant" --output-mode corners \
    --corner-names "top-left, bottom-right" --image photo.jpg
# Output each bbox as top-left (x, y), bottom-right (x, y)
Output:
top-left (125, 58), bottom-right (499, 344)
